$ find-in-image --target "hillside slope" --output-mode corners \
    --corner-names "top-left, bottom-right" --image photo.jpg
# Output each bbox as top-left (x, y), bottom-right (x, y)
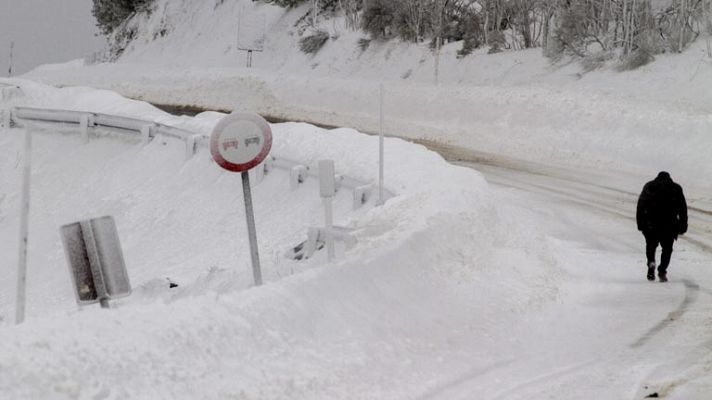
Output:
top-left (22, 0), bottom-right (712, 192)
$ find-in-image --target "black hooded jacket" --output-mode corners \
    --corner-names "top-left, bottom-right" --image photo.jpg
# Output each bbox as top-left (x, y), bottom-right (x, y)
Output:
top-left (636, 172), bottom-right (688, 236)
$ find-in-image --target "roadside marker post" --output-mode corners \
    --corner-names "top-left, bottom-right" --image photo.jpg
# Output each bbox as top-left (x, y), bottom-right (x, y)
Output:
top-left (319, 160), bottom-right (336, 262)
top-left (210, 112), bottom-right (273, 286)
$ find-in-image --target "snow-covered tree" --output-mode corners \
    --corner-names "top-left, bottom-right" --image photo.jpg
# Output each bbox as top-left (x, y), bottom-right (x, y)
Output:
top-left (92, 0), bottom-right (153, 35)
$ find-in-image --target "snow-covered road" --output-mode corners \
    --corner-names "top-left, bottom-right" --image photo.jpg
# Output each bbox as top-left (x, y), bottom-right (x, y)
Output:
top-left (447, 160), bottom-right (712, 399)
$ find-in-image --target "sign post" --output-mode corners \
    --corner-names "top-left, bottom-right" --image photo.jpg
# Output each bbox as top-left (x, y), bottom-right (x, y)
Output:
top-left (237, 9), bottom-right (266, 68)
top-left (210, 112), bottom-right (272, 287)
top-left (15, 126), bottom-right (32, 324)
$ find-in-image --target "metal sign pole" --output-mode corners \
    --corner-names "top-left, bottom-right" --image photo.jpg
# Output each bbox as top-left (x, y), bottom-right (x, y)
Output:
top-left (15, 127), bottom-right (32, 324)
top-left (241, 171), bottom-right (263, 286)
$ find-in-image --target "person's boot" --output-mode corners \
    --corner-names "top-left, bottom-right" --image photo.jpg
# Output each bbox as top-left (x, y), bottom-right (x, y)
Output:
top-left (659, 271), bottom-right (668, 283)
top-left (647, 261), bottom-right (656, 281)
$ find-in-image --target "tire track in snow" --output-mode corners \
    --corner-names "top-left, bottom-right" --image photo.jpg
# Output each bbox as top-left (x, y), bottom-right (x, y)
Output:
top-left (629, 279), bottom-right (700, 349)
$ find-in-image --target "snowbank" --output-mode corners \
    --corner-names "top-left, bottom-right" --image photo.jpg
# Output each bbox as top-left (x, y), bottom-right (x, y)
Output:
top-left (0, 82), bottom-right (567, 399)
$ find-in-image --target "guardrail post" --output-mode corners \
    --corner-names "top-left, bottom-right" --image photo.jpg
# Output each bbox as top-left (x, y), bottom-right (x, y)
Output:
top-left (140, 125), bottom-right (153, 144)
top-left (252, 162), bottom-right (266, 184)
top-left (79, 114), bottom-right (90, 143)
top-left (290, 165), bottom-right (308, 190)
top-left (353, 184), bottom-right (374, 210)
top-left (1, 107), bottom-right (11, 129)
top-left (185, 135), bottom-right (199, 161)
top-left (264, 156), bottom-right (274, 175)
top-left (335, 174), bottom-right (344, 194)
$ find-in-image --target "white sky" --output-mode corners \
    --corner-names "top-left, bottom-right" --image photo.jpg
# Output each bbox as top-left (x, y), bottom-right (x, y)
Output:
top-left (0, 0), bottom-right (106, 77)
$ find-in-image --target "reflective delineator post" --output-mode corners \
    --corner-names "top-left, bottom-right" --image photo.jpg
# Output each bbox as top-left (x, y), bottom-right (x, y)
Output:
top-left (15, 127), bottom-right (32, 324)
top-left (319, 160), bottom-right (336, 261)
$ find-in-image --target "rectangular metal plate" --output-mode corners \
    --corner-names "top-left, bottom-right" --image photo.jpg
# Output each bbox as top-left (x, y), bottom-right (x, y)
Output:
top-left (60, 222), bottom-right (99, 304)
top-left (60, 216), bottom-right (131, 305)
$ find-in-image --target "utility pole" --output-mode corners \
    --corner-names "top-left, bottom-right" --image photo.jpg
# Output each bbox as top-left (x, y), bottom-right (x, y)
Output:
top-left (707, 0), bottom-right (712, 57)
top-left (312, 0), bottom-right (319, 27)
top-left (8, 41), bottom-right (14, 77)
top-left (434, 0), bottom-right (448, 86)
top-left (679, 0), bottom-right (687, 52)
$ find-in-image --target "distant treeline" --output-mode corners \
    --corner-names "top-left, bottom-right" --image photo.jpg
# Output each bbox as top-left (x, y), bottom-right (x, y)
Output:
top-left (272, 0), bottom-right (712, 64)
top-left (93, 0), bottom-right (712, 67)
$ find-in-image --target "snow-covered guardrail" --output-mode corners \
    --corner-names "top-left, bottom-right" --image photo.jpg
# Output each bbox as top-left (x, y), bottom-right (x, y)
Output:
top-left (9, 107), bottom-right (389, 209)
top-left (0, 83), bottom-right (22, 102)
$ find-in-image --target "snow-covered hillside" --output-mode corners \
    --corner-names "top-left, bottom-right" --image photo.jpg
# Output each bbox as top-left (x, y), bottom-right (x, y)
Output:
top-left (22, 0), bottom-right (712, 191)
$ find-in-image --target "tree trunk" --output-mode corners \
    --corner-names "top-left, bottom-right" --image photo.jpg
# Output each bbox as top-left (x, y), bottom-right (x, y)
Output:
top-left (679, 0), bottom-right (686, 52)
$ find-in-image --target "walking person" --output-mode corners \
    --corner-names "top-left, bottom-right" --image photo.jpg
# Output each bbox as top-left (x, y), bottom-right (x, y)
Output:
top-left (636, 172), bottom-right (688, 282)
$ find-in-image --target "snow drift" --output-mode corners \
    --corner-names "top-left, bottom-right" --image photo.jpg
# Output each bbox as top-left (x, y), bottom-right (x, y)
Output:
top-left (0, 81), bottom-right (567, 399)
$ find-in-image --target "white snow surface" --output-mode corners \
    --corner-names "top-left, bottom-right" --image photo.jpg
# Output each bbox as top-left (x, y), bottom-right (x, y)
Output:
top-left (0, 82), bottom-right (533, 399)
top-left (1, 0), bottom-right (712, 398)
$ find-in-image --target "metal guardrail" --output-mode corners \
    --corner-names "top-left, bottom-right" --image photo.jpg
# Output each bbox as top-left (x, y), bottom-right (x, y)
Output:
top-left (7, 106), bottom-right (392, 208)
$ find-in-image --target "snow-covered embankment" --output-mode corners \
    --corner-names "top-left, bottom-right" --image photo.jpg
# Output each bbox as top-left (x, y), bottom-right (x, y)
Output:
top-left (0, 81), bottom-right (564, 398)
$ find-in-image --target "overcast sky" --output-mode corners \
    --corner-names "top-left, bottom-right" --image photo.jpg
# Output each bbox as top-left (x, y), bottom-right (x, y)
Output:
top-left (0, 0), bottom-right (106, 77)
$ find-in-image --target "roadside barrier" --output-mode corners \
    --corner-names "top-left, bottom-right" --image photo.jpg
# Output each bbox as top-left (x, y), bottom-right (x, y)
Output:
top-left (9, 106), bottom-right (391, 209)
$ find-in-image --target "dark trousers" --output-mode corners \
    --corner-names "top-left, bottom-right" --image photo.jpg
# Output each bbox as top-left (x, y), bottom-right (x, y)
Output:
top-left (643, 230), bottom-right (675, 274)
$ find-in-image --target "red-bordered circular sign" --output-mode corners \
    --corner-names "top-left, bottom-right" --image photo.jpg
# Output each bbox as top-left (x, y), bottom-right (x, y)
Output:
top-left (210, 112), bottom-right (273, 173)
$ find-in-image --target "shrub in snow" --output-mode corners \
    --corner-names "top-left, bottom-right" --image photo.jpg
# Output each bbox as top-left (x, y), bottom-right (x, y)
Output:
top-left (617, 48), bottom-right (655, 71)
top-left (357, 38), bottom-right (371, 52)
top-left (362, 0), bottom-right (395, 40)
top-left (581, 50), bottom-right (614, 72)
top-left (457, 35), bottom-right (482, 59)
top-left (265, 0), bottom-right (307, 8)
top-left (299, 30), bottom-right (330, 54)
top-left (487, 31), bottom-right (506, 54)
top-left (92, 0), bottom-right (154, 35)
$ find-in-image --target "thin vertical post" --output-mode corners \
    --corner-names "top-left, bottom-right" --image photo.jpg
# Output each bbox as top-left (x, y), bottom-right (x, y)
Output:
top-left (80, 114), bottom-right (89, 143)
top-left (679, 0), bottom-right (686, 52)
top-left (241, 171), bottom-right (262, 286)
top-left (15, 127), bottom-right (32, 324)
top-left (378, 83), bottom-right (384, 205)
top-left (434, 1), bottom-right (443, 86)
top-left (313, 0), bottom-right (319, 26)
top-left (324, 197), bottom-right (335, 261)
top-left (8, 41), bottom-right (14, 77)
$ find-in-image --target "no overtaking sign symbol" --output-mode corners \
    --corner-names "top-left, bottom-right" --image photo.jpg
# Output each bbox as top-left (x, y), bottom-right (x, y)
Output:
top-left (210, 112), bottom-right (272, 172)
top-left (210, 112), bottom-right (273, 286)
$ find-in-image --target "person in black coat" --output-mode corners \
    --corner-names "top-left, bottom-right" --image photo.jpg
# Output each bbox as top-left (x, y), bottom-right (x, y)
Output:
top-left (636, 171), bottom-right (688, 282)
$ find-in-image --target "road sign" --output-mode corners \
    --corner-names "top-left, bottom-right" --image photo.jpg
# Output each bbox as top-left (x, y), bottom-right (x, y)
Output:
top-left (61, 216), bottom-right (131, 307)
top-left (210, 112), bottom-right (272, 173)
top-left (210, 112), bottom-right (273, 286)
top-left (238, 11), bottom-right (266, 52)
